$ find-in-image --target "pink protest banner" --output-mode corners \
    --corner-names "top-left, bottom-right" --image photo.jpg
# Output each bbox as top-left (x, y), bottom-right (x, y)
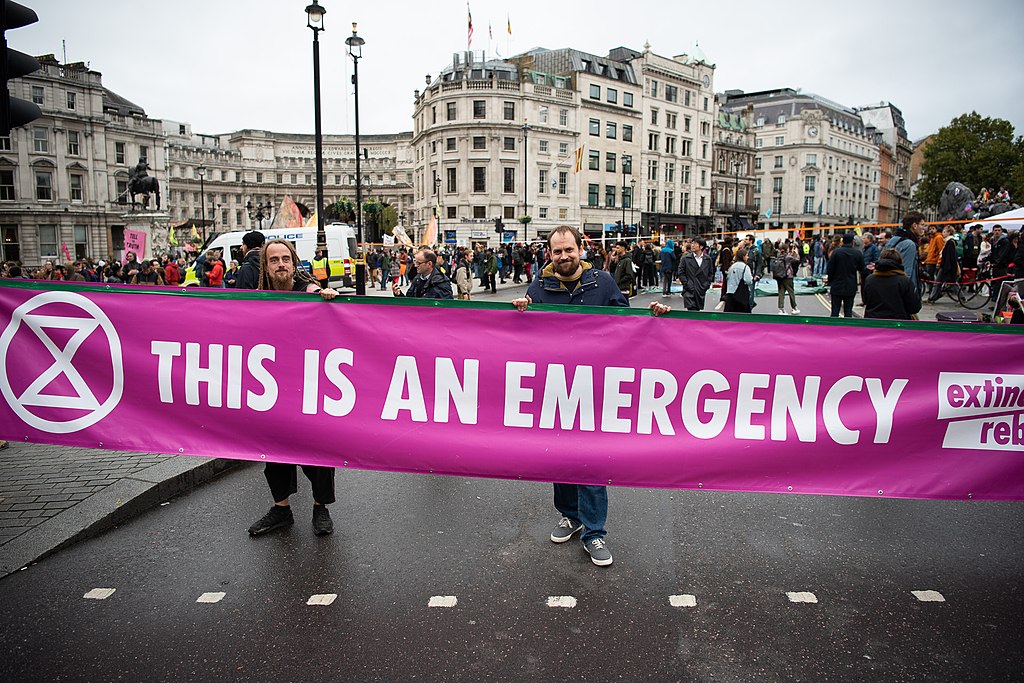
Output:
top-left (123, 229), bottom-right (147, 261)
top-left (1, 280), bottom-right (1023, 501)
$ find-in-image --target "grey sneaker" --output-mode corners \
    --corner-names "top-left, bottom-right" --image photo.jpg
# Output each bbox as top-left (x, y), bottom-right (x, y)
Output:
top-left (248, 505), bottom-right (293, 536)
top-left (585, 537), bottom-right (613, 566)
top-left (550, 516), bottom-right (584, 543)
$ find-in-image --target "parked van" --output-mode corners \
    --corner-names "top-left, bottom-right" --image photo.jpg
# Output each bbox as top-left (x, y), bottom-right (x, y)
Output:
top-left (182, 223), bottom-right (357, 287)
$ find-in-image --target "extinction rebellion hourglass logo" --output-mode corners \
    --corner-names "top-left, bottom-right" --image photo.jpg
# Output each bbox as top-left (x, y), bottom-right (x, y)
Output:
top-left (938, 373), bottom-right (1024, 451)
top-left (0, 291), bottom-right (123, 434)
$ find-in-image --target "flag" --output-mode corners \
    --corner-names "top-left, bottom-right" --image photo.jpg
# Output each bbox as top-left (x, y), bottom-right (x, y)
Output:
top-left (488, 22), bottom-right (492, 40)
top-left (467, 3), bottom-right (473, 47)
top-left (61, 242), bottom-right (72, 262)
top-left (191, 224), bottom-right (200, 242)
top-left (817, 201), bottom-right (823, 216)
top-left (507, 15), bottom-right (512, 34)
top-left (169, 227), bottom-right (178, 246)
top-left (574, 146), bottom-right (585, 173)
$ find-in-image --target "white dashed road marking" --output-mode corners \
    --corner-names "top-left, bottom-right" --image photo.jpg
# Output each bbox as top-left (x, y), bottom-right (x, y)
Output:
top-left (196, 592), bottom-right (226, 603)
top-left (427, 595), bottom-right (458, 608)
top-left (669, 594), bottom-right (697, 608)
top-left (307, 594), bottom-right (337, 606)
top-left (83, 588), bottom-right (116, 600)
top-left (912, 590), bottom-right (946, 602)
top-left (786, 591), bottom-right (818, 603)
top-left (547, 596), bottom-right (577, 608)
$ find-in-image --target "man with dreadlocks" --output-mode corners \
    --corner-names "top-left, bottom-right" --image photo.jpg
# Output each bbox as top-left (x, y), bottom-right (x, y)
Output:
top-left (247, 238), bottom-right (340, 537)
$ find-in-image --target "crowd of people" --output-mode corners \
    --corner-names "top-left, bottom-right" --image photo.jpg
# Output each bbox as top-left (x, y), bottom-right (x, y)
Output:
top-left (3, 214), bottom-right (1022, 323)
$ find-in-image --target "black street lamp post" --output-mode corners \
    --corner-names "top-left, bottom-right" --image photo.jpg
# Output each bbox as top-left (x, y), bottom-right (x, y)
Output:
top-left (895, 175), bottom-right (905, 226)
top-left (346, 23), bottom-right (366, 295)
top-left (732, 159), bottom-right (742, 217)
top-left (620, 164), bottom-right (627, 235)
top-left (521, 121), bottom-right (529, 244)
top-left (197, 163), bottom-right (207, 244)
top-left (630, 178), bottom-right (637, 236)
top-left (305, 1), bottom-right (327, 254)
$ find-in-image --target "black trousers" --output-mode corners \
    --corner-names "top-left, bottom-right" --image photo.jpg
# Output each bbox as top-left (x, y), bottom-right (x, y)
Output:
top-left (264, 462), bottom-right (335, 505)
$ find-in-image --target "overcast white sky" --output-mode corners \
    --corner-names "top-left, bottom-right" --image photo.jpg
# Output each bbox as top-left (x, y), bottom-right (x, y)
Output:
top-left (14, 0), bottom-right (1024, 142)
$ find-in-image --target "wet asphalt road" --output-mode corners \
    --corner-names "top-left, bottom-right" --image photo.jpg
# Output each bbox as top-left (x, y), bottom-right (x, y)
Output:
top-left (0, 462), bottom-right (1022, 682)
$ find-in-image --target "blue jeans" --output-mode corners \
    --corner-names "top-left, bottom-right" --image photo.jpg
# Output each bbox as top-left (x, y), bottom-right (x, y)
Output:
top-left (813, 256), bottom-right (825, 275)
top-left (553, 483), bottom-right (607, 544)
top-left (661, 269), bottom-right (673, 294)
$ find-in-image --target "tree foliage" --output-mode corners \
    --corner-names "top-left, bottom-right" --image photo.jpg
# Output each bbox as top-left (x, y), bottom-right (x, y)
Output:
top-left (917, 112), bottom-right (1023, 209)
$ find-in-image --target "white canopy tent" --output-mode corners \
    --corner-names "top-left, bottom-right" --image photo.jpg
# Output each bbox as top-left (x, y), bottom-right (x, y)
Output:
top-left (968, 206), bottom-right (1024, 232)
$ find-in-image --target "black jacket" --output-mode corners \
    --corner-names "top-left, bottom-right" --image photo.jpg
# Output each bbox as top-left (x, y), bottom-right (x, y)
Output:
top-left (234, 248), bottom-right (261, 290)
top-left (863, 259), bottom-right (922, 320)
top-left (826, 245), bottom-right (868, 296)
top-left (676, 252), bottom-right (715, 294)
top-left (397, 268), bottom-right (453, 300)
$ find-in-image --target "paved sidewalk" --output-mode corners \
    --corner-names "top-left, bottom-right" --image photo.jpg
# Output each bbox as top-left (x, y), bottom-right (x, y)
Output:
top-left (0, 441), bottom-right (235, 577)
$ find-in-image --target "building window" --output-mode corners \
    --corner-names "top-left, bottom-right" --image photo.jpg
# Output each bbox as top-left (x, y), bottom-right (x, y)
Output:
top-left (606, 152), bottom-right (616, 173)
top-left (806, 153), bottom-right (817, 167)
top-left (805, 176), bottom-right (816, 192)
top-left (756, 138), bottom-right (764, 148)
top-left (684, 116), bottom-right (691, 132)
top-left (558, 171), bottom-right (567, 195)
top-left (504, 206), bottom-right (516, 219)
top-left (588, 184), bottom-right (599, 207)
top-left (589, 84), bottom-right (600, 100)
top-left (255, 172), bottom-right (263, 183)
top-left (651, 109), bottom-right (659, 125)
top-left (539, 106), bottom-right (548, 123)
top-left (623, 124), bottom-right (633, 142)
top-left (447, 206), bottom-right (457, 219)
top-left (538, 207), bottom-right (548, 218)
top-left (773, 177), bottom-right (784, 193)
top-left (473, 136), bottom-right (486, 150)
top-left (650, 80), bottom-right (658, 97)
top-left (703, 97), bottom-right (709, 111)
top-left (607, 88), bottom-right (617, 104)
top-left (558, 207), bottom-right (568, 219)
top-left (539, 140), bottom-right (549, 154)
top-left (666, 113), bottom-right (677, 130)
top-left (503, 167), bottom-right (515, 193)
top-left (665, 191), bottom-right (674, 213)
top-left (446, 167), bottom-right (458, 193)
top-left (236, 209), bottom-right (243, 226)
top-left (665, 85), bottom-right (678, 103)
top-left (503, 137), bottom-right (515, 151)
top-left (139, 145), bottom-right (148, 163)
top-left (605, 185), bottom-right (616, 208)
top-left (624, 92), bottom-right (634, 108)
top-left (33, 127), bottom-right (48, 153)
top-left (648, 159), bottom-right (658, 181)
top-left (777, 114), bottom-right (786, 125)
top-left (447, 102), bottom-right (456, 120)
top-left (588, 150), bottom-right (600, 171)
top-left (0, 136), bottom-right (10, 151)
top-left (647, 188), bottom-right (657, 212)
top-left (66, 91), bottom-right (76, 110)
top-left (473, 167), bottom-right (486, 192)
top-left (589, 118), bottom-right (600, 136)
top-left (775, 136), bottom-right (784, 146)
top-left (648, 133), bottom-right (659, 152)
top-left (701, 143), bottom-right (707, 159)
top-left (606, 121), bottom-right (617, 139)
top-left (473, 100), bottom-right (486, 118)
top-left (622, 186), bottom-right (632, 209)
top-left (754, 157), bottom-right (762, 170)
top-left (1, 225), bottom-right (19, 261)
top-left (0, 170), bottom-right (14, 200)
top-left (682, 164), bottom-right (690, 184)
top-left (774, 155), bottom-right (783, 169)
top-left (804, 196), bottom-right (816, 214)
top-left (665, 162), bottom-right (675, 183)
top-left (503, 101), bottom-right (515, 121)
top-left (538, 169), bottom-right (548, 194)
top-left (700, 169), bottom-right (706, 186)
top-left (559, 142), bottom-right (568, 155)
top-left (755, 178), bottom-right (762, 193)
top-left (73, 225), bottom-right (88, 259)
top-left (35, 171), bottom-right (53, 200)
top-left (38, 225), bottom-right (58, 259)
top-left (473, 206), bottom-right (486, 219)
top-left (31, 86), bottom-right (43, 105)
top-left (666, 137), bottom-right (676, 154)
top-left (115, 141), bottom-right (126, 164)
top-left (622, 154), bottom-right (632, 174)
top-left (70, 173), bottom-right (84, 202)
top-left (559, 109), bottom-right (568, 126)
top-left (116, 180), bottom-right (128, 203)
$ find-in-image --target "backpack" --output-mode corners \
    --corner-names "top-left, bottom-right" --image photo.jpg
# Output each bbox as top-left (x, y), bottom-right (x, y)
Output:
top-left (771, 255), bottom-right (789, 280)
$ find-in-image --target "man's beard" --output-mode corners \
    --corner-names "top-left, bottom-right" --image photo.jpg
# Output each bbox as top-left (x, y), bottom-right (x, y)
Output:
top-left (270, 269), bottom-right (293, 289)
top-left (552, 258), bottom-right (580, 278)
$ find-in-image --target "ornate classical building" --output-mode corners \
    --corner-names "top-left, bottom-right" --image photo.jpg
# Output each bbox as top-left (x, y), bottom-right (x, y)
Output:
top-left (720, 88), bottom-right (882, 231)
top-left (0, 55), bottom-right (165, 266)
top-left (711, 101), bottom-right (757, 234)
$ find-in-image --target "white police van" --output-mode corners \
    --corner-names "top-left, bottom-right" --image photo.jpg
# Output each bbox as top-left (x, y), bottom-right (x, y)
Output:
top-left (182, 223), bottom-right (358, 287)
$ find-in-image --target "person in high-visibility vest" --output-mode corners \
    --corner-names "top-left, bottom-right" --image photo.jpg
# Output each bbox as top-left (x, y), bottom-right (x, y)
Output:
top-left (311, 248), bottom-right (331, 289)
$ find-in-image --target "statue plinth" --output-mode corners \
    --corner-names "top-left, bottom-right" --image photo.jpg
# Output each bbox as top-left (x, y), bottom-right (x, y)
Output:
top-left (120, 211), bottom-right (171, 261)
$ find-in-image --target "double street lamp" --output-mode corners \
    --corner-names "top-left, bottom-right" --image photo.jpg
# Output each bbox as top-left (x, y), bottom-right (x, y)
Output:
top-left (521, 121), bottom-right (529, 244)
top-left (246, 199), bottom-right (273, 231)
top-left (305, 1), bottom-right (327, 254)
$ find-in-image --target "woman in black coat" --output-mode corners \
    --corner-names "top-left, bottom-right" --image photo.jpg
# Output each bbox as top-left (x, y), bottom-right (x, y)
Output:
top-left (926, 226), bottom-right (962, 303)
top-left (864, 249), bottom-right (922, 320)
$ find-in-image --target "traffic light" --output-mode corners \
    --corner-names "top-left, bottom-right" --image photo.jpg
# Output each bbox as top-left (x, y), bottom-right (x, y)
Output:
top-left (1, 1), bottom-right (41, 136)
top-left (494, 217), bottom-right (504, 234)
